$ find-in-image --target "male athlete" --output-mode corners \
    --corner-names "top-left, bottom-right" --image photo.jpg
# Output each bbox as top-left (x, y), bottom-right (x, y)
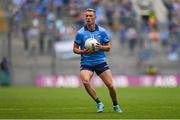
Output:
top-left (73, 8), bottom-right (122, 113)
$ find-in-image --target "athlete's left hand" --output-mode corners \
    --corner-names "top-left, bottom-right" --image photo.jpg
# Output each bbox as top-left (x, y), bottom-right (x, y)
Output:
top-left (96, 42), bottom-right (103, 50)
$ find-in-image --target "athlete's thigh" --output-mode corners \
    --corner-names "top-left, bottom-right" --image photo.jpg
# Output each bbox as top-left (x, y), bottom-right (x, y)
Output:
top-left (98, 69), bottom-right (113, 87)
top-left (80, 70), bottom-right (94, 84)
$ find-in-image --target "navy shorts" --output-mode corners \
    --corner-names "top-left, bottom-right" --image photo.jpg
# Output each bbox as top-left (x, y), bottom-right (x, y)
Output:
top-left (80, 62), bottom-right (110, 75)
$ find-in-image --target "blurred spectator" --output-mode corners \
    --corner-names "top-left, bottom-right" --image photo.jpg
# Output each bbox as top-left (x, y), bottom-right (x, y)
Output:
top-left (119, 24), bottom-right (127, 45)
top-left (93, 1), bottom-right (107, 25)
top-left (46, 11), bottom-right (56, 30)
top-left (112, 7), bottom-right (120, 31)
top-left (137, 40), bottom-right (152, 67)
top-left (0, 57), bottom-right (10, 86)
top-left (126, 26), bottom-right (137, 54)
top-left (12, 0), bottom-right (25, 7)
top-left (104, 0), bottom-right (115, 27)
top-left (148, 11), bottom-right (157, 28)
top-left (138, 0), bottom-right (153, 33)
top-left (74, 12), bottom-right (84, 30)
top-left (53, 0), bottom-right (64, 17)
top-left (149, 28), bottom-right (159, 43)
top-left (163, 0), bottom-right (180, 38)
top-left (148, 27), bottom-right (162, 55)
top-left (167, 38), bottom-right (179, 61)
top-left (55, 19), bottom-right (66, 41)
top-left (145, 64), bottom-right (158, 75)
top-left (117, 0), bottom-right (136, 27)
top-left (159, 27), bottom-right (169, 47)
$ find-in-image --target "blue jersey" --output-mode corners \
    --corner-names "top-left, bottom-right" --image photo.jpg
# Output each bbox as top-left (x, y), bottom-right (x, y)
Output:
top-left (75, 25), bottom-right (110, 66)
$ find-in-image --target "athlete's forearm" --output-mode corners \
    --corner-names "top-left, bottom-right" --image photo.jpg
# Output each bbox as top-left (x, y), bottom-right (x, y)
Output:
top-left (100, 45), bottom-right (110, 52)
top-left (96, 42), bottom-right (111, 52)
top-left (73, 48), bottom-right (83, 54)
top-left (73, 48), bottom-right (91, 54)
top-left (73, 43), bottom-right (85, 54)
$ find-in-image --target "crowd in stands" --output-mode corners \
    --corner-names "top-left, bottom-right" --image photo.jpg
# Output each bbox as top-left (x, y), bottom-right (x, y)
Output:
top-left (136, 0), bottom-right (180, 66)
top-left (1, 0), bottom-right (179, 62)
top-left (4, 0), bottom-right (135, 54)
top-left (162, 0), bottom-right (180, 62)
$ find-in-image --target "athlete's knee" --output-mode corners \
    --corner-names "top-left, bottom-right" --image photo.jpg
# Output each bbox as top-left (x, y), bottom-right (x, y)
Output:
top-left (106, 83), bottom-right (114, 89)
top-left (82, 78), bottom-right (90, 85)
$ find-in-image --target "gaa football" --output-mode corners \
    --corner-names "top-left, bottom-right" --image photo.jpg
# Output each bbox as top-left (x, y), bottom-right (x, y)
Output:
top-left (85, 38), bottom-right (98, 51)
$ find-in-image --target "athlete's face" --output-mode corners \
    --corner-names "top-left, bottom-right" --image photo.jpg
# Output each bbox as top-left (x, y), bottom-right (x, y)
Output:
top-left (85, 11), bottom-right (96, 25)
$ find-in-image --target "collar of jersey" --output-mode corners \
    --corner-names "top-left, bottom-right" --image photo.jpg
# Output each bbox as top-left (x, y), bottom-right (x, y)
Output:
top-left (84, 24), bottom-right (99, 32)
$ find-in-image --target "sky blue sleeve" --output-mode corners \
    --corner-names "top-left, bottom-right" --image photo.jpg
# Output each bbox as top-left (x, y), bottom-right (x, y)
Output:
top-left (75, 32), bottom-right (82, 45)
top-left (102, 30), bottom-right (109, 43)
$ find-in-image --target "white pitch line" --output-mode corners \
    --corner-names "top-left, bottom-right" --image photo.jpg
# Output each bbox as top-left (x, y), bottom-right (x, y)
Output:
top-left (0, 107), bottom-right (89, 110)
top-left (0, 107), bottom-right (113, 110)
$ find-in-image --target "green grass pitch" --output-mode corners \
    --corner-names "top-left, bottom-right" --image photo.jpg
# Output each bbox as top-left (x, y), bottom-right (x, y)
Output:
top-left (0, 87), bottom-right (180, 119)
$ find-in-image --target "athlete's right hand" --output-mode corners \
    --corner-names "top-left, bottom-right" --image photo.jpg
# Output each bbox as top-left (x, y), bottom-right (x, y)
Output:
top-left (81, 48), bottom-right (92, 54)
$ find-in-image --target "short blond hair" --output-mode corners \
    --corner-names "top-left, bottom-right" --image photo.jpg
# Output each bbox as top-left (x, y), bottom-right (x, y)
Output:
top-left (86, 8), bottom-right (96, 13)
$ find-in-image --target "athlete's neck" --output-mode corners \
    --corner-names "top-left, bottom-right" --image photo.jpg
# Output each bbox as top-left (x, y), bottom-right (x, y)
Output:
top-left (87, 24), bottom-right (96, 31)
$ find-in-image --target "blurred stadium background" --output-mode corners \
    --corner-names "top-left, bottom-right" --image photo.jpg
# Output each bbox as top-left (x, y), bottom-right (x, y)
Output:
top-left (0, 0), bottom-right (179, 86)
top-left (0, 0), bottom-right (180, 119)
